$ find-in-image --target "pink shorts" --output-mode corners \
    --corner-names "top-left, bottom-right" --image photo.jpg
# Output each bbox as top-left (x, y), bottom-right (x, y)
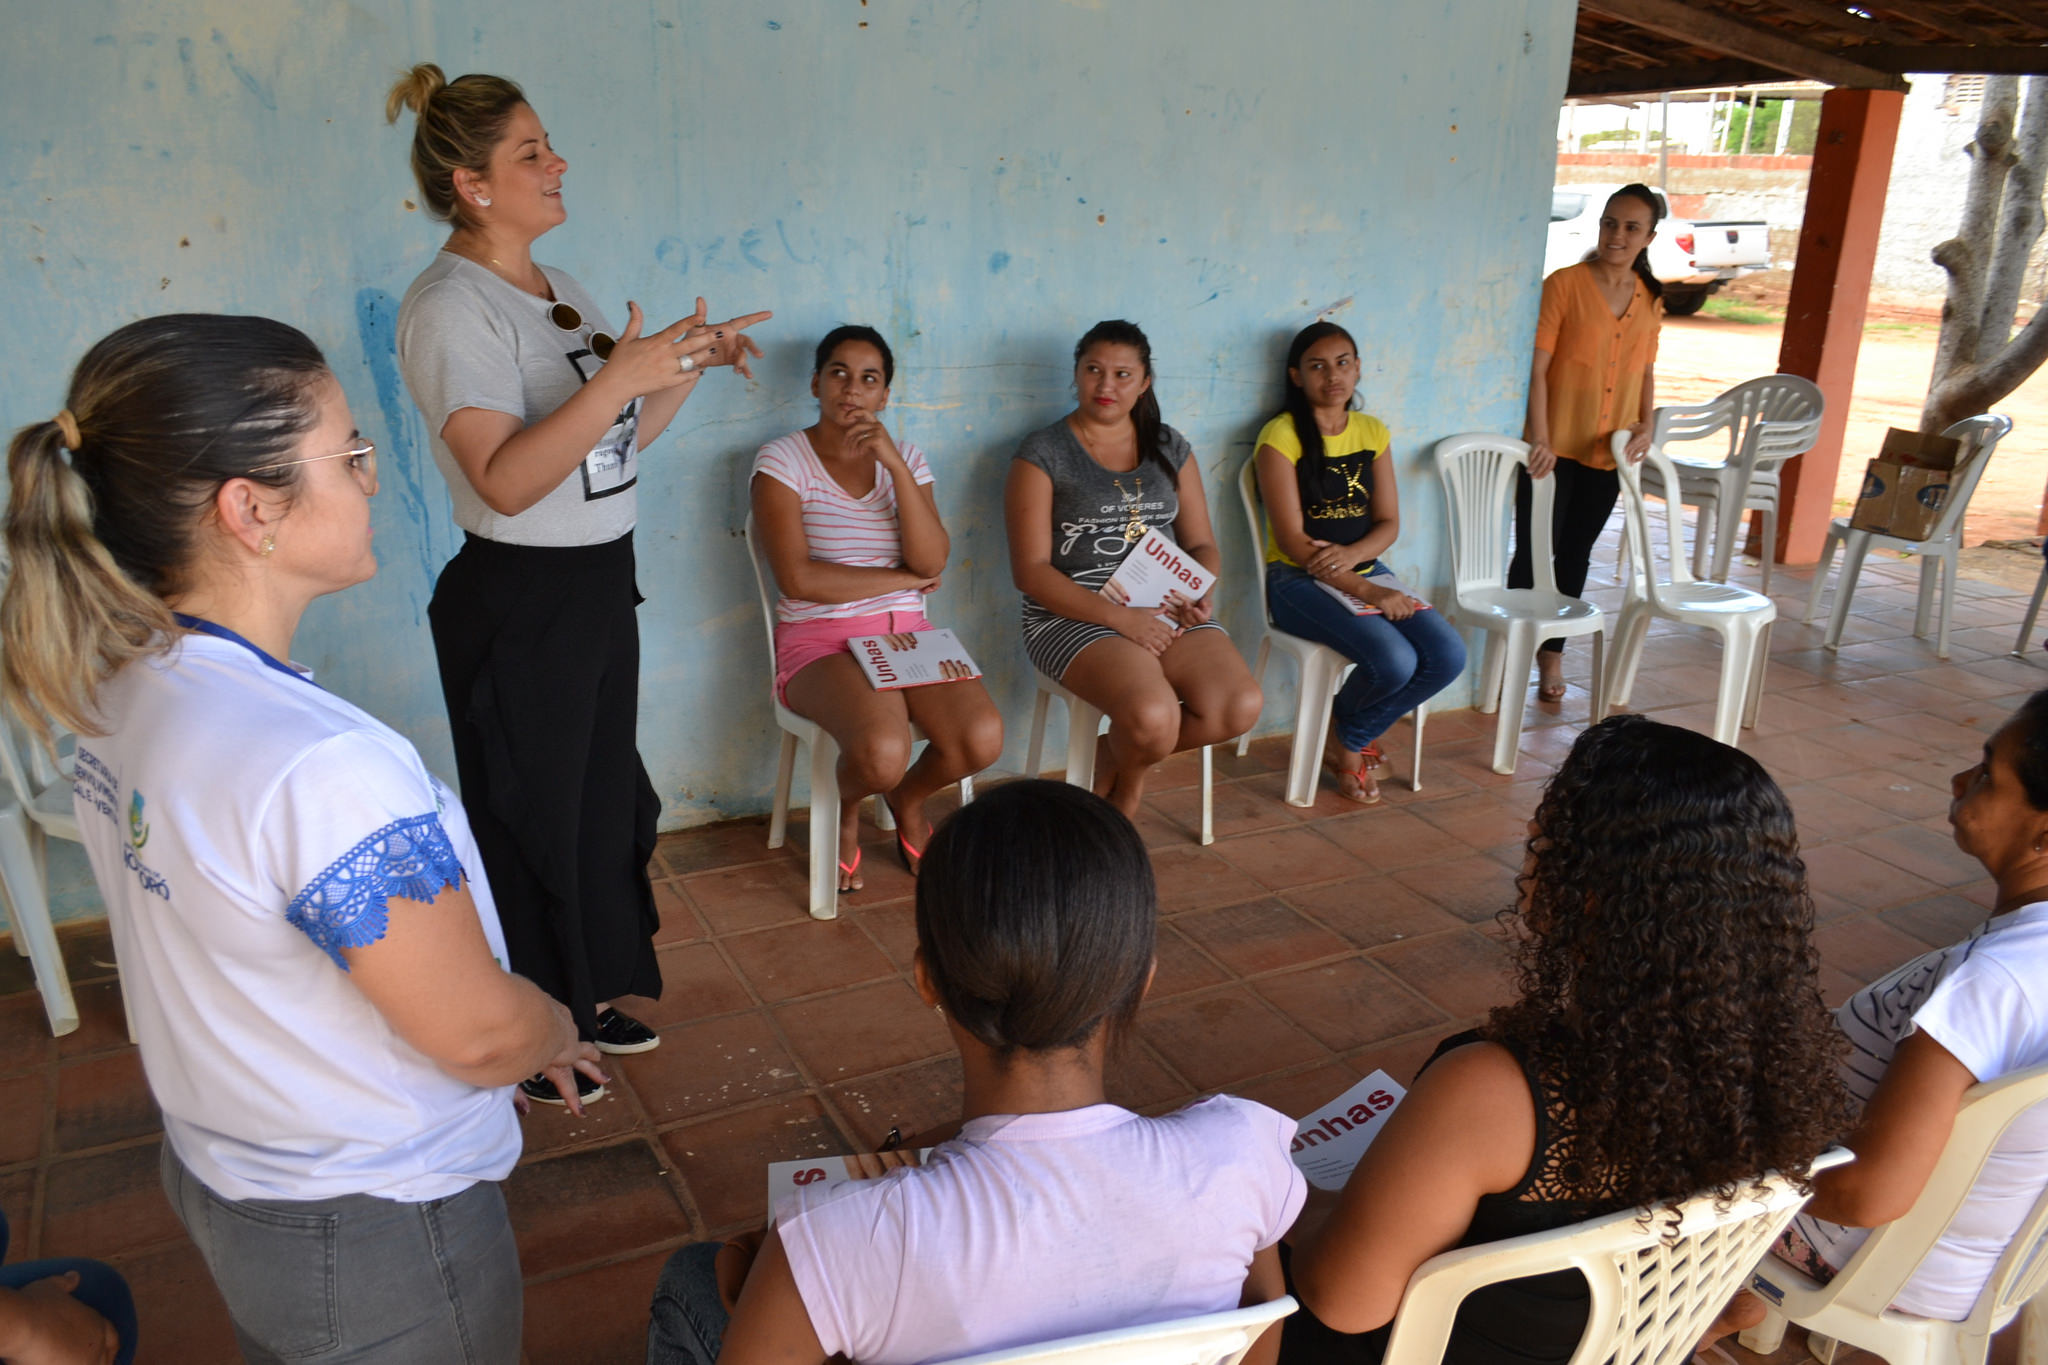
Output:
top-left (774, 609), bottom-right (936, 704)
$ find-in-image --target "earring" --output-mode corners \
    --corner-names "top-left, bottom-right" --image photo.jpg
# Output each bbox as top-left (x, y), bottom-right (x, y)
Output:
top-left (933, 1004), bottom-right (944, 1020)
top-left (475, 195), bottom-right (492, 207)
top-left (259, 534), bottom-right (274, 557)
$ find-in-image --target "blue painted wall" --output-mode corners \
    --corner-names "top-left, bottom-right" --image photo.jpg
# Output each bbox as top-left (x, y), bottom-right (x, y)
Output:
top-left (2, 0), bottom-right (1572, 919)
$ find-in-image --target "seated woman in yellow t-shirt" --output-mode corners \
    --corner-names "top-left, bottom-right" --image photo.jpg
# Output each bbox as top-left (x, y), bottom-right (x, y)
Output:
top-left (1254, 322), bottom-right (1466, 804)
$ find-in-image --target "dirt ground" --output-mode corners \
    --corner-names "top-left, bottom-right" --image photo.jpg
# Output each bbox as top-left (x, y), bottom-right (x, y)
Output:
top-left (1656, 311), bottom-right (2048, 546)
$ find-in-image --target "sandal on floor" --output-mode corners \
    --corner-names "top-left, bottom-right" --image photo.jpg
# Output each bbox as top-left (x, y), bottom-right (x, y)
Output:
top-left (883, 798), bottom-right (925, 876)
top-left (1536, 677), bottom-right (1567, 703)
top-left (1359, 742), bottom-right (1394, 779)
top-left (837, 846), bottom-right (863, 893)
top-left (1324, 751), bottom-right (1384, 805)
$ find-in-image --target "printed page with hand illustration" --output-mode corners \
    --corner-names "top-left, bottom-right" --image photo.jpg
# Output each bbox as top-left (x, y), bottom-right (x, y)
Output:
top-left (1316, 573), bottom-right (1432, 617)
top-left (846, 629), bottom-right (982, 691)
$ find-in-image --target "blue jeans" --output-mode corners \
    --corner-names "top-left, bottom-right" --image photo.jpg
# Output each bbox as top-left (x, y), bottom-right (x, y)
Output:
top-left (1266, 564), bottom-right (1468, 751)
top-left (161, 1143), bottom-right (522, 1364)
top-left (0, 1205), bottom-right (137, 1365)
top-left (647, 1242), bottom-right (728, 1365)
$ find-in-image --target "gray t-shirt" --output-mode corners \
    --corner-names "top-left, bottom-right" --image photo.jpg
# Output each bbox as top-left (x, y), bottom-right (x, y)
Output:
top-left (396, 252), bottom-right (642, 547)
top-left (1013, 419), bottom-right (1193, 589)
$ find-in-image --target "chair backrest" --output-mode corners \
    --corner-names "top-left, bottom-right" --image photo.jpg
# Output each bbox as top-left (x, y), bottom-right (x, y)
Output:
top-left (1613, 438), bottom-right (1696, 609)
top-left (1918, 412), bottom-right (2015, 548)
top-left (742, 512), bottom-right (783, 682)
top-left (1433, 433), bottom-right (1564, 600)
top-left (1382, 1155), bottom-right (1850, 1365)
top-left (1236, 456), bottom-right (1271, 619)
top-left (1646, 374), bottom-right (1825, 472)
top-left (1810, 1063), bottom-right (2048, 1334)
top-left (933, 1297), bottom-right (1297, 1365)
top-left (0, 633), bottom-right (69, 811)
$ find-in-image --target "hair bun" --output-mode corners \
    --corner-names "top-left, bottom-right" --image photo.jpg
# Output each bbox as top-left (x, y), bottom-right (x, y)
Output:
top-left (384, 62), bottom-right (447, 124)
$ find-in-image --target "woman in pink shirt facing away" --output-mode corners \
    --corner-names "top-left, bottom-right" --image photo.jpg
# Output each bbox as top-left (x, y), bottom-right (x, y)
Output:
top-left (647, 780), bottom-right (1306, 1365)
top-left (751, 326), bottom-right (1003, 893)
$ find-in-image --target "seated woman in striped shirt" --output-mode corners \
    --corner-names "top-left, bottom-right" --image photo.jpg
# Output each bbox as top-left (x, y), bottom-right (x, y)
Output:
top-left (751, 326), bottom-right (1003, 892)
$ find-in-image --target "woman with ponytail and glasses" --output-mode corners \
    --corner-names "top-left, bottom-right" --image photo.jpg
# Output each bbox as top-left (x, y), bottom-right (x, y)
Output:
top-left (1255, 322), bottom-right (1466, 805)
top-left (1004, 320), bottom-right (1262, 819)
top-left (2, 315), bottom-right (601, 1362)
top-left (387, 64), bottom-right (770, 1099)
top-left (1511, 183), bottom-right (1663, 706)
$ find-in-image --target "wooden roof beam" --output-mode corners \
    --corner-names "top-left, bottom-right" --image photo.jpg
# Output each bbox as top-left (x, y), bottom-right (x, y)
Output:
top-left (1958, 0), bottom-right (2048, 34)
top-left (1861, 43), bottom-right (2048, 72)
top-left (1739, 0), bottom-right (1926, 46)
top-left (1866, 3), bottom-right (1993, 43)
top-left (1580, 0), bottom-right (1912, 87)
top-left (1568, 57), bottom-right (1786, 98)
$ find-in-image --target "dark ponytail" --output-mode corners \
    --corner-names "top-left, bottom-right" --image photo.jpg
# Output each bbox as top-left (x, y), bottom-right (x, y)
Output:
top-left (1074, 320), bottom-right (1167, 471)
top-left (1281, 321), bottom-right (1359, 467)
top-left (1610, 183), bottom-right (1665, 303)
top-left (914, 780), bottom-right (1156, 1058)
top-left (2, 314), bottom-right (329, 741)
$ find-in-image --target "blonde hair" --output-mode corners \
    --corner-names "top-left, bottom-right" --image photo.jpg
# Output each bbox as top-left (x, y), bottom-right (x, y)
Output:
top-left (1, 316), bottom-right (327, 742)
top-left (384, 63), bottom-right (529, 225)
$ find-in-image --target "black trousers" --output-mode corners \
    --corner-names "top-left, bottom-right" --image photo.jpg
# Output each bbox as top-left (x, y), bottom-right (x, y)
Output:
top-left (428, 531), bottom-right (662, 1039)
top-left (1507, 458), bottom-right (1621, 654)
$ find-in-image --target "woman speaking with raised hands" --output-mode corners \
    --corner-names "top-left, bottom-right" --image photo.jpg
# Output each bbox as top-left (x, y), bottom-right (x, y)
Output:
top-left (388, 63), bottom-right (769, 1104)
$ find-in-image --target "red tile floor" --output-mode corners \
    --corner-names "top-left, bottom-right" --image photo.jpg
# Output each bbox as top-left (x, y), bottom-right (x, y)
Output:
top-left (2, 532), bottom-right (2043, 1363)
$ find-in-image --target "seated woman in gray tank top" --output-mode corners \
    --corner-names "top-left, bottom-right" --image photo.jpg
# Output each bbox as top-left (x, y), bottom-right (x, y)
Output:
top-left (1003, 320), bottom-right (1262, 819)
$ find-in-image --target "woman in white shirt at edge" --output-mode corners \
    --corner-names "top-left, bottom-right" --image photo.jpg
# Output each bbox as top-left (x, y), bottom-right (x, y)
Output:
top-left (0, 315), bottom-right (602, 1364)
top-left (646, 779), bottom-right (1306, 1365)
top-left (1726, 686), bottom-right (2048, 1350)
top-left (751, 325), bottom-right (1004, 892)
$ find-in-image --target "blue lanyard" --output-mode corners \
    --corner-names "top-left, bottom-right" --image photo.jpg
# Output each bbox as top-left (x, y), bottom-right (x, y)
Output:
top-left (173, 614), bottom-right (315, 687)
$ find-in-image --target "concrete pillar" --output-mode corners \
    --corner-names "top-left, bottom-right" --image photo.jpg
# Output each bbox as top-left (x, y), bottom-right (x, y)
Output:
top-left (1773, 86), bottom-right (1905, 564)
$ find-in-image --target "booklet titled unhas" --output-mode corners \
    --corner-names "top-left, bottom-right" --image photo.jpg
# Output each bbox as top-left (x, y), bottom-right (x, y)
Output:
top-left (847, 628), bottom-right (983, 691)
top-left (1100, 527), bottom-right (1217, 622)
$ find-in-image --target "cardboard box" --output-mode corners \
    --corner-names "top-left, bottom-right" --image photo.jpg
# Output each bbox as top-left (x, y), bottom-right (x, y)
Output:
top-left (1848, 428), bottom-right (1965, 540)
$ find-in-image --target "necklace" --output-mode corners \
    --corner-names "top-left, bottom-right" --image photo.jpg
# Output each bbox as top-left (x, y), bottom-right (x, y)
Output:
top-left (1111, 473), bottom-right (1146, 541)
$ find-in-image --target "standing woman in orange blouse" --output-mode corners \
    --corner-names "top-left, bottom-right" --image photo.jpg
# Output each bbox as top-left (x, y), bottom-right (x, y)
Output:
top-left (1509, 183), bottom-right (1663, 705)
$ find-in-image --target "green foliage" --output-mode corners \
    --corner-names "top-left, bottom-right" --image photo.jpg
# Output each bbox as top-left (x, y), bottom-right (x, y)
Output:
top-left (1701, 296), bottom-right (1782, 325)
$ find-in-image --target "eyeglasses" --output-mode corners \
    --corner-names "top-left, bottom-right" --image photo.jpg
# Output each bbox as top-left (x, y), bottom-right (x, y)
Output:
top-left (550, 302), bottom-right (615, 361)
top-left (249, 437), bottom-right (378, 488)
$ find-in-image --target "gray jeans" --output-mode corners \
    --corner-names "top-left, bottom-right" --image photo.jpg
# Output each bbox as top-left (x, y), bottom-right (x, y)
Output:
top-left (161, 1143), bottom-right (522, 1364)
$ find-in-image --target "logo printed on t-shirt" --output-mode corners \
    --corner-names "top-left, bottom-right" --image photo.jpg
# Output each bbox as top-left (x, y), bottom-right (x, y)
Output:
top-left (563, 346), bottom-right (641, 501)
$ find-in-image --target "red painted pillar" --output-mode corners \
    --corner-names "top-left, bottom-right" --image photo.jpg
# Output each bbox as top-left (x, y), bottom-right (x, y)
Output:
top-left (1773, 87), bottom-right (1904, 565)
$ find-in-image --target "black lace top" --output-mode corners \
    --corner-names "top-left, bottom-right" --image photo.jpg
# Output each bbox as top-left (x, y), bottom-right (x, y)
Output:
top-left (1279, 1030), bottom-right (1625, 1365)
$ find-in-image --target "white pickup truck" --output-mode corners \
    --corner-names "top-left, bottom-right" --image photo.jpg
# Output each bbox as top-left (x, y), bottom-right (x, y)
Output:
top-left (1545, 183), bottom-right (1771, 316)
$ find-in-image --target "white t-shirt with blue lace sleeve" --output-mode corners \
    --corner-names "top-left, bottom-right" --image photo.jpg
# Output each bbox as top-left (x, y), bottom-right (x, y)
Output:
top-left (71, 630), bottom-right (522, 1203)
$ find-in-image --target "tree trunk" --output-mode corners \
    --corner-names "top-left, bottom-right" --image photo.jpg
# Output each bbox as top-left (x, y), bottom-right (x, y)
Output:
top-left (1924, 76), bottom-right (2048, 433)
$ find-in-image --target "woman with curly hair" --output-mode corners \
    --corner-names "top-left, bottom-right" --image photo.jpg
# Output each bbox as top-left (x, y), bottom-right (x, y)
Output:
top-left (1282, 715), bottom-right (1852, 1365)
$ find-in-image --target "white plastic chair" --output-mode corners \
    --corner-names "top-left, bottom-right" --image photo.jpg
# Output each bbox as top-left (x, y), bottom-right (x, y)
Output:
top-left (1740, 1065), bottom-right (2048, 1365)
top-left (2013, 553), bottom-right (2048, 658)
top-left (1433, 434), bottom-right (1606, 776)
top-left (1382, 1150), bottom-right (1852, 1365)
top-left (1232, 457), bottom-right (1424, 807)
top-left (933, 1296), bottom-right (1296, 1365)
top-left (1806, 413), bottom-right (2012, 661)
top-left (0, 696), bottom-right (87, 1036)
top-left (1025, 671), bottom-right (1213, 845)
top-left (745, 515), bottom-right (973, 921)
top-left (1637, 374), bottom-right (1825, 593)
top-left (1609, 436), bottom-right (1776, 745)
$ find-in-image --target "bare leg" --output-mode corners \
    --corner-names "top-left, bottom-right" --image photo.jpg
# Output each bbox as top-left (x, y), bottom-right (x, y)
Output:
top-left (1059, 637), bottom-right (1185, 819)
top-left (1695, 1291), bottom-right (1767, 1356)
top-left (893, 677), bottom-right (1005, 865)
top-left (1159, 629), bottom-right (1264, 752)
top-left (785, 655), bottom-right (915, 891)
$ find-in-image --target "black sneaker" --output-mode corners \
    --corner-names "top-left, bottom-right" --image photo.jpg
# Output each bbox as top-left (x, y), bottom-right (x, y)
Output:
top-left (593, 1007), bottom-right (661, 1054)
top-left (520, 1069), bottom-right (607, 1107)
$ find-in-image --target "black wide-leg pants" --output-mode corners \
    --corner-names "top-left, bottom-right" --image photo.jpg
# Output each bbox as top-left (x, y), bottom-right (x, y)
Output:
top-left (428, 530), bottom-right (662, 1039)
